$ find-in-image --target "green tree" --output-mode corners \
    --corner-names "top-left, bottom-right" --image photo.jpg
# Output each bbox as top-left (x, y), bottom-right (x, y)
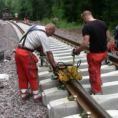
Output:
top-left (103, 0), bottom-right (118, 27)
top-left (2, 0), bottom-right (118, 28)
top-left (16, 0), bottom-right (32, 19)
top-left (0, 0), bottom-right (5, 11)
top-left (52, 0), bottom-right (64, 19)
top-left (62, 0), bottom-right (80, 22)
top-left (32, 0), bottom-right (53, 20)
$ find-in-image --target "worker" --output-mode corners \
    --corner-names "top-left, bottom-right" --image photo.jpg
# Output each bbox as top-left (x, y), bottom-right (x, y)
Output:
top-left (72, 10), bottom-right (115, 95)
top-left (15, 23), bottom-right (56, 102)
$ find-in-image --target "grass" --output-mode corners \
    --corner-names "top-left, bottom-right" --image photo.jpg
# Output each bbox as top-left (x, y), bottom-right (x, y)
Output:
top-left (41, 18), bottom-right (81, 29)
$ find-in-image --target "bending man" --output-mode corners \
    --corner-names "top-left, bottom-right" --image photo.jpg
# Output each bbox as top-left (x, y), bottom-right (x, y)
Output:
top-left (15, 23), bottom-right (56, 101)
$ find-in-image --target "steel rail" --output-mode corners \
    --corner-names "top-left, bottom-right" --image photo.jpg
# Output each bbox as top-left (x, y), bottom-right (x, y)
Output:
top-left (10, 21), bottom-right (113, 118)
top-left (9, 21), bottom-right (25, 34)
top-left (64, 80), bottom-right (111, 118)
top-left (54, 34), bottom-right (80, 46)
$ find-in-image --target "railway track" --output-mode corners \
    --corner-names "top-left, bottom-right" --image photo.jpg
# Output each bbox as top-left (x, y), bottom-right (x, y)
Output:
top-left (9, 21), bottom-right (118, 118)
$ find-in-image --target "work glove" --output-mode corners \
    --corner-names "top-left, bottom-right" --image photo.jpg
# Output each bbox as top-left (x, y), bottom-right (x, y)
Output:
top-left (52, 63), bottom-right (59, 75)
top-left (107, 40), bottom-right (116, 52)
top-left (53, 62), bottom-right (66, 74)
top-left (72, 48), bottom-right (79, 56)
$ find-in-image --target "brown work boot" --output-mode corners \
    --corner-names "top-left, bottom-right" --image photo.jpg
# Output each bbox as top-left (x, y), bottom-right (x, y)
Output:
top-left (20, 90), bottom-right (31, 100)
top-left (90, 90), bottom-right (103, 95)
top-left (33, 93), bottom-right (42, 103)
top-left (21, 93), bottom-right (30, 100)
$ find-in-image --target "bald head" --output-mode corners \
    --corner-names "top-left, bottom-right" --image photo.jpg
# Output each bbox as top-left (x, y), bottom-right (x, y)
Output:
top-left (81, 10), bottom-right (94, 22)
top-left (45, 23), bottom-right (56, 36)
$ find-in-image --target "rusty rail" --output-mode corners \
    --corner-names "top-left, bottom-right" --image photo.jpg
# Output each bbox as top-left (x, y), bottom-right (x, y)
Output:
top-left (64, 80), bottom-right (111, 118)
top-left (54, 34), bottom-right (80, 46)
top-left (10, 21), bottom-right (25, 34)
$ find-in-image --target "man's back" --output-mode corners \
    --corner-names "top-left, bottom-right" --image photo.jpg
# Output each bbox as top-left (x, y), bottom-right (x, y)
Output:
top-left (19, 25), bottom-right (50, 53)
top-left (82, 20), bottom-right (107, 52)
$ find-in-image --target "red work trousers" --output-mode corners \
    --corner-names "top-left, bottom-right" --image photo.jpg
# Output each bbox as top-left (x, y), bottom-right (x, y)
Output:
top-left (15, 48), bottom-right (39, 91)
top-left (87, 51), bottom-right (107, 93)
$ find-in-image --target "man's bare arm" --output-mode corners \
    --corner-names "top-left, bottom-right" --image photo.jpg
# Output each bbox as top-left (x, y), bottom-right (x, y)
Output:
top-left (46, 51), bottom-right (56, 69)
top-left (106, 30), bottom-right (114, 42)
top-left (76, 35), bottom-right (90, 53)
top-left (106, 30), bottom-right (115, 50)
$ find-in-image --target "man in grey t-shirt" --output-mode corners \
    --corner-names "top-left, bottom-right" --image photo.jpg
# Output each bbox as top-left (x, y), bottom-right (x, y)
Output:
top-left (15, 23), bottom-right (56, 102)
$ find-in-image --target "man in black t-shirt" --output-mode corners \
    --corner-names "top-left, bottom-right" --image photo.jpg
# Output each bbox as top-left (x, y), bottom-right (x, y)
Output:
top-left (72, 10), bottom-right (115, 95)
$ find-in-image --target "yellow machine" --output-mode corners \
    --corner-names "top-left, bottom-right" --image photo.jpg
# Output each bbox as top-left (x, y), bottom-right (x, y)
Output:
top-left (57, 56), bottom-right (82, 82)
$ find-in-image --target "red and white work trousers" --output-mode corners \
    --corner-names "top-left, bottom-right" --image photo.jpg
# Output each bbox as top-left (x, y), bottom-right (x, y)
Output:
top-left (15, 48), bottom-right (39, 94)
top-left (87, 52), bottom-right (107, 94)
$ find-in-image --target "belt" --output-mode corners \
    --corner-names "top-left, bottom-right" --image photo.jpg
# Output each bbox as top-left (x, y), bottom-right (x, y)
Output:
top-left (90, 50), bottom-right (106, 53)
top-left (18, 45), bottom-right (34, 52)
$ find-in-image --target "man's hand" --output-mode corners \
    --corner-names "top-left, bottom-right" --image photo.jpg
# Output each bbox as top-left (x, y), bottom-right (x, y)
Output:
top-left (72, 48), bottom-right (80, 56)
top-left (107, 40), bottom-right (116, 52)
top-left (52, 63), bottom-right (59, 75)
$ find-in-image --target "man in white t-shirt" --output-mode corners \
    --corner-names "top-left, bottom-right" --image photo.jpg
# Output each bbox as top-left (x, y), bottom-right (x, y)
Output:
top-left (15, 23), bottom-right (56, 102)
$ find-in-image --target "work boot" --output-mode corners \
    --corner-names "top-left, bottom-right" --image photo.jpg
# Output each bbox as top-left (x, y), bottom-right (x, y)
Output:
top-left (20, 89), bottom-right (30, 100)
top-left (0, 83), bottom-right (4, 89)
top-left (33, 94), bottom-right (42, 103)
top-left (33, 90), bottom-right (42, 103)
top-left (89, 89), bottom-right (103, 95)
top-left (90, 91), bottom-right (103, 95)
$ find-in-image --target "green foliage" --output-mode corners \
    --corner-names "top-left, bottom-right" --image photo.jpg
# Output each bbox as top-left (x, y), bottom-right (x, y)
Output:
top-left (0, 0), bottom-right (7, 17)
top-left (0, 0), bottom-right (5, 11)
top-left (15, 0), bottom-right (32, 19)
top-left (32, 0), bottom-right (46, 20)
top-left (62, 0), bottom-right (80, 22)
top-left (2, 0), bottom-right (118, 29)
top-left (52, 6), bottom-right (64, 19)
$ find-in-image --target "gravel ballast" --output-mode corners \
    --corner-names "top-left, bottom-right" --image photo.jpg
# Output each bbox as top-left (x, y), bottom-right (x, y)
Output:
top-left (0, 20), bottom-right (47, 118)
